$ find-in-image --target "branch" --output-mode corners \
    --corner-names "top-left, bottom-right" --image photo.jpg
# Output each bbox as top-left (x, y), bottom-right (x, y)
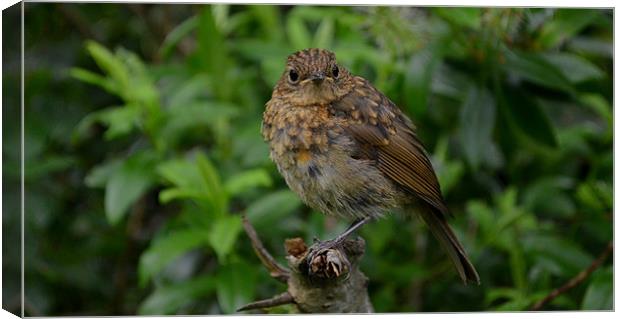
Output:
top-left (236, 292), bottom-right (295, 312)
top-left (530, 240), bottom-right (613, 311)
top-left (241, 216), bottom-right (289, 283)
top-left (238, 218), bottom-right (373, 313)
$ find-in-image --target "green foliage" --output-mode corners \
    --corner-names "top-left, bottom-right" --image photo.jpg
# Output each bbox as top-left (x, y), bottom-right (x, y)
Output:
top-left (19, 4), bottom-right (612, 315)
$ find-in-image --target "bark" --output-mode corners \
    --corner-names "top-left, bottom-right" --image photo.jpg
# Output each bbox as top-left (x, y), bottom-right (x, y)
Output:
top-left (238, 217), bottom-right (373, 313)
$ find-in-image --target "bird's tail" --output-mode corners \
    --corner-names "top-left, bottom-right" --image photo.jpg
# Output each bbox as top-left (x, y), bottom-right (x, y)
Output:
top-left (417, 205), bottom-right (480, 285)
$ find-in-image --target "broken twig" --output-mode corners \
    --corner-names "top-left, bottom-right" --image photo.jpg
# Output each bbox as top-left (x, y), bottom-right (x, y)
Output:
top-left (238, 217), bottom-right (373, 313)
top-left (242, 216), bottom-right (290, 283)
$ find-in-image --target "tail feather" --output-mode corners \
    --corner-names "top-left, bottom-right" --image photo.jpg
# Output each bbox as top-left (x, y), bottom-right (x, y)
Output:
top-left (418, 206), bottom-right (480, 284)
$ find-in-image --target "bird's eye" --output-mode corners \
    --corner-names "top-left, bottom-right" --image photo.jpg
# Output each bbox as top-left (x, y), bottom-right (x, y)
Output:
top-left (288, 69), bottom-right (299, 83)
top-left (332, 65), bottom-right (339, 78)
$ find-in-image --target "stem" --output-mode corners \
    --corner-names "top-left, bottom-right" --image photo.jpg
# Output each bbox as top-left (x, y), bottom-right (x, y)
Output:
top-left (530, 241), bottom-right (613, 311)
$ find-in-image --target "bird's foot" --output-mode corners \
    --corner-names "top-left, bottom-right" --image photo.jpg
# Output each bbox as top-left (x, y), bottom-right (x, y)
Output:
top-left (305, 238), bottom-right (350, 279)
top-left (304, 217), bottom-right (370, 279)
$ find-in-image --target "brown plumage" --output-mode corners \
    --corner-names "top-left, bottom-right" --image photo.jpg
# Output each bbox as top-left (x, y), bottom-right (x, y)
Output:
top-left (262, 48), bottom-right (480, 284)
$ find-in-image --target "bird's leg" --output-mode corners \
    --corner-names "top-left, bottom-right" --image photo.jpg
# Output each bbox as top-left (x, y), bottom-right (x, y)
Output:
top-left (332, 216), bottom-right (371, 244)
top-left (306, 216), bottom-right (371, 273)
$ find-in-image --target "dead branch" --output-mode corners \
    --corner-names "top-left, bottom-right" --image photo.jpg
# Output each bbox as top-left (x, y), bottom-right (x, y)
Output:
top-left (238, 217), bottom-right (373, 313)
top-left (530, 240), bottom-right (613, 311)
top-left (241, 216), bottom-right (290, 283)
top-left (236, 292), bottom-right (295, 312)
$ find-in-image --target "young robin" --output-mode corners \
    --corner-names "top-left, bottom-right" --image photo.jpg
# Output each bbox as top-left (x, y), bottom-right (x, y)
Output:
top-left (261, 48), bottom-right (479, 284)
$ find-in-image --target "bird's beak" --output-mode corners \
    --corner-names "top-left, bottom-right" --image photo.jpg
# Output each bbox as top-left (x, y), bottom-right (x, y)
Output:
top-left (310, 72), bottom-right (325, 84)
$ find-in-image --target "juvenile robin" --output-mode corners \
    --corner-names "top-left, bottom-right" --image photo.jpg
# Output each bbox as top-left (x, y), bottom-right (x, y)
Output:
top-left (261, 48), bottom-right (479, 284)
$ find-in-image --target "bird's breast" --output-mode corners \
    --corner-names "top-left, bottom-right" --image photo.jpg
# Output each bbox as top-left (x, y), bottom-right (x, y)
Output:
top-left (262, 102), bottom-right (401, 219)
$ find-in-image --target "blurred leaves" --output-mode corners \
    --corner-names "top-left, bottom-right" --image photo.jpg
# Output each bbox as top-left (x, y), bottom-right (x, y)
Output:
top-left (138, 275), bottom-right (217, 315)
top-left (543, 53), bottom-right (604, 83)
top-left (24, 4), bottom-right (613, 315)
top-left (207, 215), bottom-right (242, 263)
top-left (434, 8), bottom-right (481, 29)
top-left (581, 266), bottom-right (613, 310)
top-left (105, 151), bottom-right (157, 225)
top-left (537, 9), bottom-right (600, 49)
top-left (138, 229), bottom-right (210, 287)
top-left (502, 88), bottom-right (558, 148)
top-left (458, 86), bottom-right (496, 169)
top-left (502, 49), bottom-right (574, 94)
top-left (215, 260), bottom-right (257, 313)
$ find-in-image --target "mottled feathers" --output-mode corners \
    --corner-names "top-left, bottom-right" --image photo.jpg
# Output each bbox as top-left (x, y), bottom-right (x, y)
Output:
top-left (262, 48), bottom-right (479, 284)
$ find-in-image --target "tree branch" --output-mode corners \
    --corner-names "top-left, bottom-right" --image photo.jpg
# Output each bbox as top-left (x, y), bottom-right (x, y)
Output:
top-left (241, 216), bottom-right (289, 283)
top-left (238, 218), bottom-right (373, 313)
top-left (530, 240), bottom-right (613, 311)
top-left (236, 292), bottom-right (295, 312)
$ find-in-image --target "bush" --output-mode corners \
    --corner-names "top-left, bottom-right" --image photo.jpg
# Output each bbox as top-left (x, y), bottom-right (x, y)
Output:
top-left (14, 4), bottom-right (612, 314)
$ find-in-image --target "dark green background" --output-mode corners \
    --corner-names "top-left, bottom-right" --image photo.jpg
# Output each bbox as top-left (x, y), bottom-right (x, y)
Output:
top-left (3, 3), bottom-right (613, 315)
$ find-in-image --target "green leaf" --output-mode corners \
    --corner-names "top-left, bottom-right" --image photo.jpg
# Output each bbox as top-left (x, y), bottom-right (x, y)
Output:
top-left (487, 289), bottom-right (547, 311)
top-left (501, 88), bottom-right (558, 148)
top-left (85, 40), bottom-right (130, 91)
top-left (196, 153), bottom-right (227, 217)
top-left (502, 49), bottom-right (574, 94)
top-left (403, 39), bottom-right (447, 117)
top-left (100, 106), bottom-right (141, 140)
top-left (494, 298), bottom-right (531, 311)
top-left (245, 190), bottom-right (302, 229)
top-left (72, 106), bottom-right (137, 142)
top-left (313, 18), bottom-right (334, 48)
top-left (538, 9), bottom-right (600, 49)
top-left (159, 15), bottom-right (199, 59)
top-left (138, 275), bottom-right (217, 315)
top-left (436, 160), bottom-right (464, 196)
top-left (157, 156), bottom-right (224, 217)
top-left (207, 215), bottom-right (242, 262)
top-left (434, 8), bottom-right (482, 29)
top-left (485, 288), bottom-right (521, 306)
top-left (249, 5), bottom-right (284, 42)
top-left (576, 181), bottom-right (612, 212)
top-left (522, 176), bottom-right (576, 218)
top-left (224, 169), bottom-right (272, 197)
top-left (196, 6), bottom-right (233, 101)
top-left (579, 94), bottom-right (612, 128)
top-left (161, 102), bottom-right (239, 146)
top-left (458, 86), bottom-right (496, 169)
top-left (431, 63), bottom-right (471, 99)
top-left (466, 201), bottom-right (494, 242)
top-left (157, 158), bottom-right (204, 190)
top-left (522, 234), bottom-right (593, 276)
top-left (286, 13), bottom-right (311, 50)
top-left (216, 261), bottom-right (257, 313)
top-left (567, 36), bottom-right (613, 58)
top-left (104, 152), bottom-right (156, 225)
top-left (69, 67), bottom-right (118, 94)
top-left (166, 75), bottom-right (210, 110)
top-left (138, 229), bottom-right (210, 287)
top-left (159, 187), bottom-right (208, 204)
top-left (582, 266), bottom-right (613, 310)
top-left (84, 159), bottom-right (123, 188)
top-left (542, 53), bottom-right (604, 83)
top-left (25, 155), bottom-right (75, 180)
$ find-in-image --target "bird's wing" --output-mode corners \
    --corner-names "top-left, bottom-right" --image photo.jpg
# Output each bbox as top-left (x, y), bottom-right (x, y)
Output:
top-left (332, 77), bottom-right (449, 215)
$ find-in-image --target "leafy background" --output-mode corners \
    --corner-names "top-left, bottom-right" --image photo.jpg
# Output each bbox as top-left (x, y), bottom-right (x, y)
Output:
top-left (3, 3), bottom-right (613, 315)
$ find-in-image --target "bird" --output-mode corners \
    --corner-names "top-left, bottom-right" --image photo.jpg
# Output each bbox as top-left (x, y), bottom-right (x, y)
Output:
top-left (261, 48), bottom-right (480, 284)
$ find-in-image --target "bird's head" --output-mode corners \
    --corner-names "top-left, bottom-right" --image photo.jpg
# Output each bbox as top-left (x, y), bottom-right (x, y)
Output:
top-left (272, 48), bottom-right (354, 106)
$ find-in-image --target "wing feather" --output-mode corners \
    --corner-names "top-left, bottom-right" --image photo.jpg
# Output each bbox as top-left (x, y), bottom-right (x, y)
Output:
top-left (333, 77), bottom-right (449, 215)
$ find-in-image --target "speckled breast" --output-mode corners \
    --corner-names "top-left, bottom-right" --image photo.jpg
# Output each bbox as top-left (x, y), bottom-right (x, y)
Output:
top-left (262, 100), bottom-right (401, 220)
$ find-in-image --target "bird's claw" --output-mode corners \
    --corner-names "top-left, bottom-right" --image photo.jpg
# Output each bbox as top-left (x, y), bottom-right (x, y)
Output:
top-left (306, 238), bottom-right (348, 278)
